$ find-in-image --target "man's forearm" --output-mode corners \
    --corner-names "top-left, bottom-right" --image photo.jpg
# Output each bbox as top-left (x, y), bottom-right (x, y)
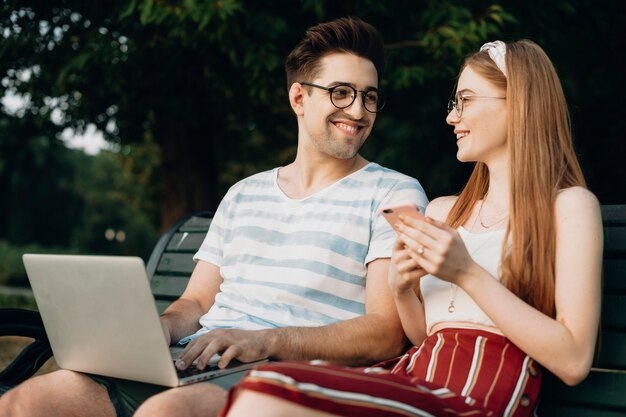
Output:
top-left (264, 313), bottom-right (405, 366)
top-left (160, 298), bottom-right (205, 345)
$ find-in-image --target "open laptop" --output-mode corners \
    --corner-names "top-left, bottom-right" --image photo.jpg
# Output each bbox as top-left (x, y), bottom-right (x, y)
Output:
top-left (22, 254), bottom-right (268, 387)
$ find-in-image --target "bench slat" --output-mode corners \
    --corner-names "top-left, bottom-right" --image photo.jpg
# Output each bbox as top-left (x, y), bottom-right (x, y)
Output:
top-left (603, 259), bottom-right (626, 292)
top-left (155, 300), bottom-right (172, 315)
top-left (540, 370), bottom-right (626, 409)
top-left (165, 232), bottom-right (206, 252)
top-left (604, 226), bottom-right (626, 256)
top-left (151, 274), bottom-right (190, 299)
top-left (156, 253), bottom-right (196, 275)
top-left (601, 205), bottom-right (626, 226)
top-left (602, 295), bottom-right (626, 330)
top-left (179, 216), bottom-right (212, 232)
top-left (539, 404), bottom-right (626, 417)
top-left (596, 332), bottom-right (626, 369)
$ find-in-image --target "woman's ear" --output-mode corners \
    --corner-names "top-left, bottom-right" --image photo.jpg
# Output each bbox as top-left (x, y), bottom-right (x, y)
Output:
top-left (289, 82), bottom-right (305, 116)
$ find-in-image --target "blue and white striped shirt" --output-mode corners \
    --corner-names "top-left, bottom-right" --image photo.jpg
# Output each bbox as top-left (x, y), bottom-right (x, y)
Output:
top-left (187, 162), bottom-right (428, 340)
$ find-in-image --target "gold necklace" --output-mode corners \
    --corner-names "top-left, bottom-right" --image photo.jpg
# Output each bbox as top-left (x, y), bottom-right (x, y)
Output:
top-left (448, 204), bottom-right (507, 313)
top-left (448, 284), bottom-right (458, 313)
top-left (478, 195), bottom-right (508, 229)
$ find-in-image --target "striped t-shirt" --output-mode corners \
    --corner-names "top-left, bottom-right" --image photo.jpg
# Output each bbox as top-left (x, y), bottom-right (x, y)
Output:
top-left (185, 162), bottom-right (428, 341)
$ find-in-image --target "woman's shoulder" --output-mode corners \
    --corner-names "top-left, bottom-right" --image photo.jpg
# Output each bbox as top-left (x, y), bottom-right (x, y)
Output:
top-left (555, 186), bottom-right (601, 229)
top-left (425, 195), bottom-right (459, 221)
top-left (555, 186), bottom-right (600, 213)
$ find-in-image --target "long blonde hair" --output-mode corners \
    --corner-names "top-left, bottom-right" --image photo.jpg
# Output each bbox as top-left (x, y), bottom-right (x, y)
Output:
top-left (447, 40), bottom-right (586, 317)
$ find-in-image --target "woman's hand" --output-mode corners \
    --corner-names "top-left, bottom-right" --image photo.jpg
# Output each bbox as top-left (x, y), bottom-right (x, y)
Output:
top-left (388, 238), bottom-right (428, 297)
top-left (396, 215), bottom-right (478, 285)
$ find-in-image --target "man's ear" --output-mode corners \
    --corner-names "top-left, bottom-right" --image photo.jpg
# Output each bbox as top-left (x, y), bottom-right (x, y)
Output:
top-left (289, 82), bottom-right (305, 116)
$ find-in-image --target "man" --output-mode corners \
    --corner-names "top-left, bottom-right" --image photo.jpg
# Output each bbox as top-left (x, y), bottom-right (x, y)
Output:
top-left (0, 17), bottom-right (428, 417)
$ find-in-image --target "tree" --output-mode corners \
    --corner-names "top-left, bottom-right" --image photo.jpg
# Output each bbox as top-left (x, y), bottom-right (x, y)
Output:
top-left (0, 110), bottom-right (160, 269)
top-left (1, 0), bottom-right (514, 230)
top-left (0, 112), bottom-right (84, 245)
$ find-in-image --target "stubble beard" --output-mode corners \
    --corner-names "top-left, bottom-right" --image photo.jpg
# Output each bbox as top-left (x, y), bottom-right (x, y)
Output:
top-left (313, 129), bottom-right (366, 160)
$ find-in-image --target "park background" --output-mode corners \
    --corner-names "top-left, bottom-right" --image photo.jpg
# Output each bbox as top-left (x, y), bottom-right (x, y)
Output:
top-left (1, 0), bottom-right (624, 296)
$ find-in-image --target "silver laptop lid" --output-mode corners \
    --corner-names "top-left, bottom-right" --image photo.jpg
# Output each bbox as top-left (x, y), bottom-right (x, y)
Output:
top-left (23, 254), bottom-right (179, 387)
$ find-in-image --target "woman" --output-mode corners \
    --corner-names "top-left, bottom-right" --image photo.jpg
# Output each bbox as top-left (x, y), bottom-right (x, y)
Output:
top-left (220, 39), bottom-right (603, 417)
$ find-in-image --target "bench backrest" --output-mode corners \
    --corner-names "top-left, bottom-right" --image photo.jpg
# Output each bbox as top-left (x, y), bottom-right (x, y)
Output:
top-left (538, 204), bottom-right (626, 415)
top-left (146, 210), bottom-right (213, 313)
top-left (145, 206), bottom-right (626, 414)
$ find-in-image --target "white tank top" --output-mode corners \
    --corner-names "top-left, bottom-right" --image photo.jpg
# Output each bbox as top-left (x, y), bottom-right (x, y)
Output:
top-left (420, 226), bottom-right (507, 334)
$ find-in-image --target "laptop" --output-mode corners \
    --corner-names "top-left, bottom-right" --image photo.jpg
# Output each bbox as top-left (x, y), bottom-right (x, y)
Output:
top-left (22, 254), bottom-right (268, 387)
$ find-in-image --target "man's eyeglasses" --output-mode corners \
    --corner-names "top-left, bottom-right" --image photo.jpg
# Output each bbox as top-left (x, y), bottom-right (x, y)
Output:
top-left (447, 93), bottom-right (506, 118)
top-left (300, 82), bottom-right (385, 113)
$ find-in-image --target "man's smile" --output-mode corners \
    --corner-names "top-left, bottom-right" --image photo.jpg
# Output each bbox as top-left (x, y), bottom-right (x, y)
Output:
top-left (330, 119), bottom-right (367, 136)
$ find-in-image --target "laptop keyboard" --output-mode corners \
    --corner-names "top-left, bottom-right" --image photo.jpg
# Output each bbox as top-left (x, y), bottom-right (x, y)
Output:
top-left (174, 361), bottom-right (220, 378)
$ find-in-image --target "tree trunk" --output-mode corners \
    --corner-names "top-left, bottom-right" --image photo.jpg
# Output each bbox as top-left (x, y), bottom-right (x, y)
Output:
top-left (158, 124), bottom-right (218, 232)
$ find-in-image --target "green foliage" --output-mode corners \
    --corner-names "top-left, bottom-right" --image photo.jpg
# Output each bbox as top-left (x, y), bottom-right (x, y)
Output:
top-left (1, 0), bottom-right (517, 220)
top-left (0, 240), bottom-right (76, 287)
top-left (0, 107), bottom-right (160, 247)
top-left (0, 114), bottom-right (83, 246)
top-left (0, 112), bottom-right (160, 285)
top-left (383, 2), bottom-right (516, 89)
top-left (133, 0), bottom-right (244, 28)
top-left (0, 0), bottom-right (623, 265)
top-left (71, 143), bottom-right (160, 259)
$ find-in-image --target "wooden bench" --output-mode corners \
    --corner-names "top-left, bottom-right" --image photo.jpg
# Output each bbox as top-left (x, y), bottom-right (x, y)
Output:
top-left (145, 210), bottom-right (213, 314)
top-left (1, 205), bottom-right (624, 416)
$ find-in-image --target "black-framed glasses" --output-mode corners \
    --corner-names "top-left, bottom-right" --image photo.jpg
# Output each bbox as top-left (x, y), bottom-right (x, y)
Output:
top-left (300, 81), bottom-right (385, 113)
top-left (447, 93), bottom-right (506, 118)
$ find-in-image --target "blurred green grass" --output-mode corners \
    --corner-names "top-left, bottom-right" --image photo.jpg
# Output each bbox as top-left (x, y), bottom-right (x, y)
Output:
top-left (0, 293), bottom-right (37, 309)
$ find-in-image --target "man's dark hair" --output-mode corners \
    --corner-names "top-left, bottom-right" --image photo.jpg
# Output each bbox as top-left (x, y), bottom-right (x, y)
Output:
top-left (285, 17), bottom-right (385, 91)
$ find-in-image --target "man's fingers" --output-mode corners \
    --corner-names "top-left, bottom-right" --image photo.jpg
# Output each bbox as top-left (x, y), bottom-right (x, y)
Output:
top-left (218, 345), bottom-right (243, 368)
top-left (176, 341), bottom-right (199, 370)
top-left (175, 329), bottom-right (263, 371)
top-left (177, 335), bottom-right (218, 370)
top-left (196, 339), bottom-right (225, 370)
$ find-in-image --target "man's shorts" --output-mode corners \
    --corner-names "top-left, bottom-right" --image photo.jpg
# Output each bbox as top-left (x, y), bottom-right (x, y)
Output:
top-left (88, 371), bottom-right (246, 417)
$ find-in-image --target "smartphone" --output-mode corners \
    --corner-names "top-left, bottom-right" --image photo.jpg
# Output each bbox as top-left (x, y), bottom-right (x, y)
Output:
top-left (380, 203), bottom-right (425, 232)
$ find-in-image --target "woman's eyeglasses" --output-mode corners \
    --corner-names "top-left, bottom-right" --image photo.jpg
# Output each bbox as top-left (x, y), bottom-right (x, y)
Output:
top-left (447, 93), bottom-right (506, 118)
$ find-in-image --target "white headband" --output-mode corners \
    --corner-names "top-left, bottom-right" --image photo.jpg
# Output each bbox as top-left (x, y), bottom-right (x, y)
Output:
top-left (480, 40), bottom-right (507, 76)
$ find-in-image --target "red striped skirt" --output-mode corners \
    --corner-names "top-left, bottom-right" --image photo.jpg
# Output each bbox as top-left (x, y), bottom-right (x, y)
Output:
top-left (222, 328), bottom-right (542, 417)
